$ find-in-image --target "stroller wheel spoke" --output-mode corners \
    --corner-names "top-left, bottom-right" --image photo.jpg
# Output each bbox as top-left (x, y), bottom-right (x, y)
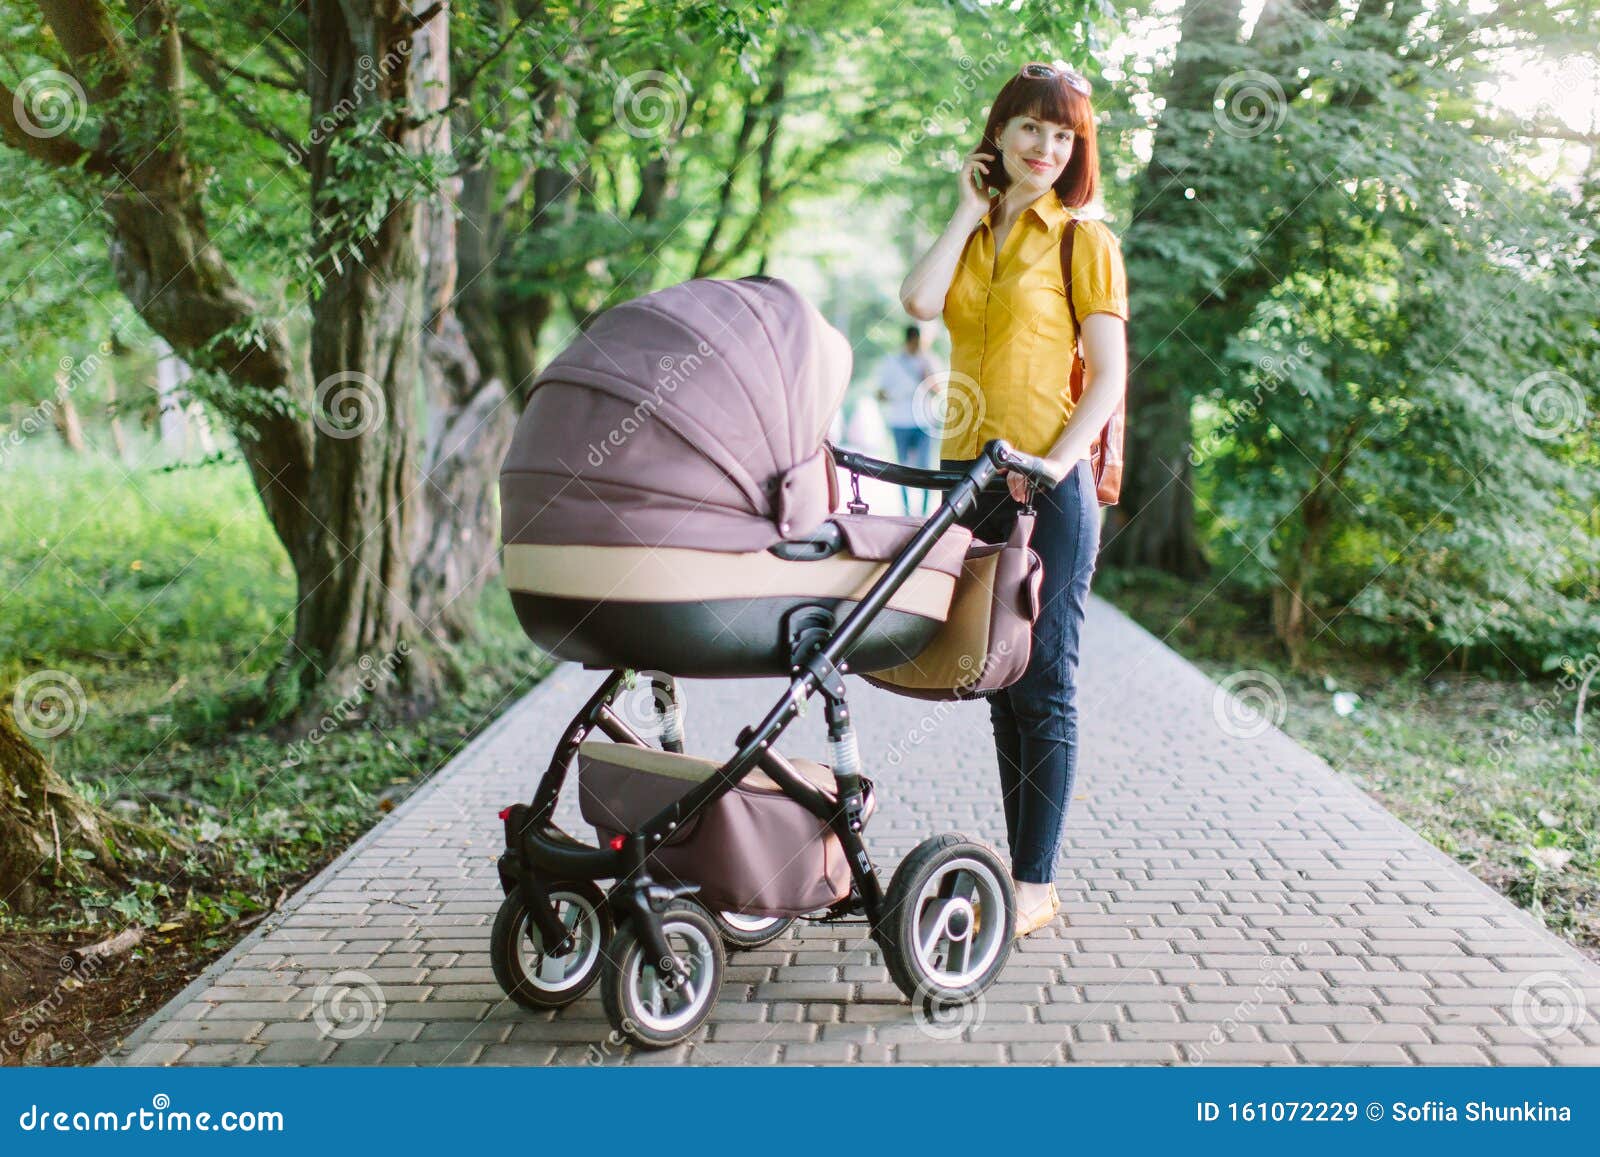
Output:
top-left (895, 849), bottom-right (1012, 994)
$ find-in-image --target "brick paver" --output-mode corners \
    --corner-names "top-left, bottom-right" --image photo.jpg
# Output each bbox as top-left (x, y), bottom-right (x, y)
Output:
top-left (104, 599), bottom-right (1600, 1066)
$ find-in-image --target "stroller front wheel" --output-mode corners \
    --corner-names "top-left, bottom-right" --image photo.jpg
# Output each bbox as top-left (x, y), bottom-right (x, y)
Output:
top-left (879, 834), bottom-right (1015, 1010)
top-left (601, 899), bottom-right (725, 1048)
top-left (490, 883), bottom-right (612, 1010)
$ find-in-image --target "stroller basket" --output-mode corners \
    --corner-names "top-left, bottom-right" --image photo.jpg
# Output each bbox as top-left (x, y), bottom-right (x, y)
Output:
top-left (577, 740), bottom-right (875, 918)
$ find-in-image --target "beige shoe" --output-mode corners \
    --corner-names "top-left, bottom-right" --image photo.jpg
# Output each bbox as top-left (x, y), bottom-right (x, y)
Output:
top-left (1014, 883), bottom-right (1061, 938)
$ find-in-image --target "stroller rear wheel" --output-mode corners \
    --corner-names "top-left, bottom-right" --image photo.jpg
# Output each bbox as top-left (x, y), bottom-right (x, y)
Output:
top-left (490, 883), bottom-right (612, 1010)
top-left (601, 899), bottom-right (725, 1048)
top-left (879, 834), bottom-right (1014, 1011)
top-left (710, 910), bottom-right (795, 950)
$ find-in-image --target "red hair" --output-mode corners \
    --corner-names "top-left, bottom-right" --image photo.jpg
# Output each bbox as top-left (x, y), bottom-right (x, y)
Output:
top-left (977, 66), bottom-right (1100, 209)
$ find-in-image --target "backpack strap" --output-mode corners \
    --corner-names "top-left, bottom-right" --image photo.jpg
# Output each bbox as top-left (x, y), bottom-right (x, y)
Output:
top-left (1060, 218), bottom-right (1080, 338)
top-left (1057, 216), bottom-right (1126, 507)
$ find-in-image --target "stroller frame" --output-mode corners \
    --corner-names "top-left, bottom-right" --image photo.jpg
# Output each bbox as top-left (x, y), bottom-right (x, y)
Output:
top-left (494, 438), bottom-right (1058, 1043)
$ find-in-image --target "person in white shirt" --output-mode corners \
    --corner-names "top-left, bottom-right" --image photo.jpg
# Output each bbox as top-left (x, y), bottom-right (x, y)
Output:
top-left (877, 324), bottom-right (940, 515)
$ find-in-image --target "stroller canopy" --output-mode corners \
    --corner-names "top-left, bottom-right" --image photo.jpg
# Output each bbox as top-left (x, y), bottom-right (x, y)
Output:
top-left (501, 277), bottom-right (850, 553)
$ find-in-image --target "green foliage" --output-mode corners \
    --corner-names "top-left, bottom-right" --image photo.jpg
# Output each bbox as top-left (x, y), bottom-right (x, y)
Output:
top-left (1132, 0), bottom-right (1600, 670)
top-left (1, 444), bottom-right (542, 928)
top-left (0, 439), bottom-right (292, 678)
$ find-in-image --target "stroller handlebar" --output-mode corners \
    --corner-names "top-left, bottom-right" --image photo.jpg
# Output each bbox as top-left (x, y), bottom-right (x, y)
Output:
top-left (987, 440), bottom-right (1061, 492)
top-left (826, 439), bottom-right (1061, 494)
top-left (825, 442), bottom-right (967, 490)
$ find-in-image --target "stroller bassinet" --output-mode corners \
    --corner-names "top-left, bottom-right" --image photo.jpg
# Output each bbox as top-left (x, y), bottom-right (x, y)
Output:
top-left (499, 276), bottom-right (972, 677)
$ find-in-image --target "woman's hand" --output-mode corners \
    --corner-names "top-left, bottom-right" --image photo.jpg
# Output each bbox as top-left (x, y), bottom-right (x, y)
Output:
top-left (1005, 457), bottom-right (1068, 503)
top-left (959, 151), bottom-right (995, 220)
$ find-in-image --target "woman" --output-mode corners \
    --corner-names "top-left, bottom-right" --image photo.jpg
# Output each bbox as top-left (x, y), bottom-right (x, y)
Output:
top-left (898, 62), bottom-right (1129, 937)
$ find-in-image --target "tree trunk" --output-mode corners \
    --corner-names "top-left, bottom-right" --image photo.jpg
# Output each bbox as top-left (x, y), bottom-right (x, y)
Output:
top-left (0, 711), bottom-right (170, 918)
top-left (409, 9), bottom-right (516, 641)
top-left (52, 396), bottom-right (86, 453)
top-left (1105, 0), bottom-right (1245, 576)
top-left (104, 359), bottom-right (128, 459)
top-left (1271, 498), bottom-right (1330, 670)
top-left (290, 0), bottom-right (436, 705)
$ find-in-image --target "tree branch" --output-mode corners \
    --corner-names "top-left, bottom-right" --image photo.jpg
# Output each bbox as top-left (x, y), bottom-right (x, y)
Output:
top-left (454, 8), bottom-right (537, 103)
top-left (179, 30), bottom-right (303, 92)
top-left (1471, 117), bottom-right (1600, 145)
top-left (402, 1), bottom-right (447, 32)
top-left (35, 0), bottom-right (135, 104)
top-left (0, 80), bottom-right (115, 171)
top-left (183, 35), bottom-right (305, 160)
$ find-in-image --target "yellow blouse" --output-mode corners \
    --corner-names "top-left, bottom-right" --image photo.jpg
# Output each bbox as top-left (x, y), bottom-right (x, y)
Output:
top-left (940, 189), bottom-right (1129, 460)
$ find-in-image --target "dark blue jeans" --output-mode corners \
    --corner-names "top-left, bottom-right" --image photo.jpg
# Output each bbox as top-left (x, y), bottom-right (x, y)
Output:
top-left (890, 425), bottom-right (934, 516)
top-left (941, 457), bottom-right (1101, 884)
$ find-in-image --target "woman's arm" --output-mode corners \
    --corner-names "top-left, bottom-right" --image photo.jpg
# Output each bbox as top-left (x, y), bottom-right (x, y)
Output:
top-left (1045, 313), bottom-right (1127, 471)
top-left (899, 152), bottom-right (992, 320)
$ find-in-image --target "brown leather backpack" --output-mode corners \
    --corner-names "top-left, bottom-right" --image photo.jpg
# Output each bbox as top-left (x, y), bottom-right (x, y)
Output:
top-left (1062, 219), bottom-right (1126, 507)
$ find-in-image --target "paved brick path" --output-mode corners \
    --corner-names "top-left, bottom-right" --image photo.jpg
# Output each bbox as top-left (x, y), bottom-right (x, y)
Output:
top-left (105, 598), bottom-right (1600, 1066)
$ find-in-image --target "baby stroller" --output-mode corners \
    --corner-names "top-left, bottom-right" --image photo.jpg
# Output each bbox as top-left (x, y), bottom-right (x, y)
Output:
top-left (491, 276), bottom-right (1061, 1048)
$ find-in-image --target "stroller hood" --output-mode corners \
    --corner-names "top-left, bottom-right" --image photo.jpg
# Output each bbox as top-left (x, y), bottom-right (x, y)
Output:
top-left (500, 276), bottom-right (850, 553)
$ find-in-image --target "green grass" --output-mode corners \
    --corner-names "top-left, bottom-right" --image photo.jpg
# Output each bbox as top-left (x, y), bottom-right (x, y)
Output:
top-left (2, 438), bottom-right (545, 937)
top-left (1099, 567), bottom-right (1600, 959)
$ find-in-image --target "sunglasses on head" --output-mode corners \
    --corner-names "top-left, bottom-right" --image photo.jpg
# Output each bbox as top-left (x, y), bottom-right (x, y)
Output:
top-left (1020, 62), bottom-right (1091, 95)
